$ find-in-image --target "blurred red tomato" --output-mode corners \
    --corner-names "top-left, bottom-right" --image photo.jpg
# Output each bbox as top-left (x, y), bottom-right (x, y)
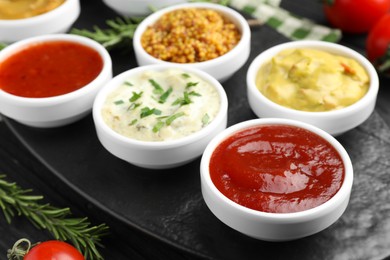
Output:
top-left (24, 241), bottom-right (84, 260)
top-left (366, 14), bottom-right (390, 73)
top-left (323, 0), bottom-right (390, 33)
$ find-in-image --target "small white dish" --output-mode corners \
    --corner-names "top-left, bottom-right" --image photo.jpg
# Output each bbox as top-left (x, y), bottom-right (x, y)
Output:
top-left (133, 2), bottom-right (251, 82)
top-left (102, 0), bottom-right (187, 17)
top-left (200, 118), bottom-right (353, 241)
top-left (0, 34), bottom-right (112, 128)
top-left (246, 40), bottom-right (379, 136)
top-left (0, 0), bottom-right (80, 43)
top-left (93, 64), bottom-right (228, 169)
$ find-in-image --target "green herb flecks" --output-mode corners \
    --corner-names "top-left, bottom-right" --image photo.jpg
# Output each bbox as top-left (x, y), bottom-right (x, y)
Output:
top-left (166, 112), bottom-right (185, 126)
top-left (114, 100), bottom-right (124, 105)
top-left (186, 82), bottom-right (199, 89)
top-left (124, 81), bottom-right (134, 87)
top-left (153, 112), bottom-right (186, 132)
top-left (140, 107), bottom-right (162, 118)
top-left (188, 91), bottom-right (201, 97)
top-left (0, 175), bottom-right (108, 260)
top-left (181, 73), bottom-right (191, 79)
top-left (152, 121), bottom-right (165, 133)
top-left (129, 119), bottom-right (138, 126)
top-left (149, 79), bottom-right (164, 95)
top-left (202, 113), bottom-right (210, 127)
top-left (172, 92), bottom-right (192, 107)
top-left (127, 102), bottom-right (141, 111)
top-left (129, 91), bottom-right (143, 102)
top-left (158, 87), bottom-right (173, 104)
top-left (70, 17), bottom-right (143, 50)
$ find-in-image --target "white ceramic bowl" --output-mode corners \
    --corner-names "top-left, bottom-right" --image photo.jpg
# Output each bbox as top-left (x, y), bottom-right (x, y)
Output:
top-left (102, 0), bottom-right (187, 17)
top-left (93, 64), bottom-right (228, 169)
top-left (0, 0), bottom-right (80, 43)
top-left (247, 40), bottom-right (379, 136)
top-left (0, 34), bottom-right (112, 128)
top-left (200, 118), bottom-right (353, 241)
top-left (133, 2), bottom-right (251, 83)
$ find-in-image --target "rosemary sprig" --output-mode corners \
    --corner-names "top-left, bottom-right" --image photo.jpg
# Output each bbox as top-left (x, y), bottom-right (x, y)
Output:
top-left (70, 0), bottom-right (229, 51)
top-left (70, 17), bottom-right (143, 50)
top-left (0, 175), bottom-right (109, 260)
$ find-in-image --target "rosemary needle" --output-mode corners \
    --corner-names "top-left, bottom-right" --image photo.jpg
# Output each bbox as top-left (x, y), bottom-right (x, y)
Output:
top-left (70, 0), bottom-right (230, 51)
top-left (0, 175), bottom-right (109, 260)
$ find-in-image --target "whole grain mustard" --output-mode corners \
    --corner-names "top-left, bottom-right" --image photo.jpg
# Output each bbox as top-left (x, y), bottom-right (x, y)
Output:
top-left (141, 8), bottom-right (241, 63)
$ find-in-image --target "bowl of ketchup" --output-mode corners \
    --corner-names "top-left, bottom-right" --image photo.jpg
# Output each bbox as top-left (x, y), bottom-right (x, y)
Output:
top-left (200, 118), bottom-right (353, 241)
top-left (0, 34), bottom-right (112, 128)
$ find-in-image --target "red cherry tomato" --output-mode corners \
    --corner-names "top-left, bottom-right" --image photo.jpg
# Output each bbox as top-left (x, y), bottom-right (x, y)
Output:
top-left (24, 241), bottom-right (84, 260)
top-left (323, 0), bottom-right (390, 33)
top-left (366, 13), bottom-right (390, 74)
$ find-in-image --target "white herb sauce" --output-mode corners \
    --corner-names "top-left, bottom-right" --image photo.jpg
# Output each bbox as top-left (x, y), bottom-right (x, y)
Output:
top-left (102, 69), bottom-right (220, 141)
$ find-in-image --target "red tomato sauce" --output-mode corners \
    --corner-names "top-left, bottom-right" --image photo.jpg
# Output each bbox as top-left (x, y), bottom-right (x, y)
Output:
top-left (209, 125), bottom-right (345, 213)
top-left (0, 41), bottom-right (103, 98)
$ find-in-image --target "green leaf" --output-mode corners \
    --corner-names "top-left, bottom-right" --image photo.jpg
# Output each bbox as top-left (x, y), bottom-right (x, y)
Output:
top-left (140, 107), bottom-right (162, 118)
top-left (149, 79), bottom-right (164, 95)
top-left (166, 112), bottom-right (185, 126)
top-left (186, 82), bottom-right (199, 89)
top-left (202, 113), bottom-right (210, 126)
top-left (158, 87), bottom-right (173, 104)
top-left (153, 121), bottom-right (165, 132)
top-left (129, 91), bottom-right (143, 102)
top-left (0, 175), bottom-right (109, 259)
top-left (114, 100), bottom-right (124, 105)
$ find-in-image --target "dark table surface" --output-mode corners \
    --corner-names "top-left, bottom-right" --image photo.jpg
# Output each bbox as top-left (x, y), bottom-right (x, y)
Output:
top-left (2, 1), bottom-right (390, 260)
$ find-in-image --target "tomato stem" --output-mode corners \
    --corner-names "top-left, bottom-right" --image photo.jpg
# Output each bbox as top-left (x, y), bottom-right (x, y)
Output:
top-left (324, 0), bottom-right (334, 6)
top-left (378, 46), bottom-right (390, 74)
top-left (7, 238), bottom-right (32, 260)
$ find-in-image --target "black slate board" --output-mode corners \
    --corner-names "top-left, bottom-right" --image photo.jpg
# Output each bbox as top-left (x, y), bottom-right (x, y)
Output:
top-left (4, 1), bottom-right (390, 259)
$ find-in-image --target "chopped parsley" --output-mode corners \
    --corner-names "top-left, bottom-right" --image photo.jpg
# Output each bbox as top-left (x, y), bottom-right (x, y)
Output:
top-left (186, 82), bottom-right (199, 89)
top-left (172, 92), bottom-right (192, 107)
top-left (149, 79), bottom-right (164, 95)
top-left (129, 119), bottom-right (138, 126)
top-left (166, 112), bottom-right (185, 126)
top-left (188, 91), bottom-right (201, 97)
top-left (152, 112), bottom-right (186, 132)
top-left (114, 100), bottom-right (124, 105)
top-left (124, 81), bottom-right (133, 87)
top-left (152, 121), bottom-right (165, 133)
top-left (158, 87), bottom-right (173, 104)
top-left (202, 113), bottom-right (210, 127)
top-left (129, 91), bottom-right (143, 102)
top-left (181, 73), bottom-right (191, 79)
top-left (140, 107), bottom-right (162, 118)
top-left (128, 102), bottom-right (141, 111)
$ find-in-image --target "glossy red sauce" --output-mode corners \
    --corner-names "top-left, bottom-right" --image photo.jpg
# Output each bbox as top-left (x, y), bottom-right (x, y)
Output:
top-left (0, 41), bottom-right (103, 98)
top-left (209, 125), bottom-right (345, 213)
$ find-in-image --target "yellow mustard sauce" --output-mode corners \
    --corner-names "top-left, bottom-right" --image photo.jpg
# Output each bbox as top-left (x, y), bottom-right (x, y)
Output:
top-left (0, 0), bottom-right (65, 20)
top-left (256, 49), bottom-right (370, 112)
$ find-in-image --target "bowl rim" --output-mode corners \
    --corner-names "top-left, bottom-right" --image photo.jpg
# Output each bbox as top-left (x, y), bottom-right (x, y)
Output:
top-left (93, 64), bottom-right (229, 148)
top-left (246, 40), bottom-right (379, 118)
top-left (0, 0), bottom-right (79, 25)
top-left (0, 33), bottom-right (112, 106)
top-left (200, 118), bottom-right (353, 221)
top-left (132, 2), bottom-right (251, 69)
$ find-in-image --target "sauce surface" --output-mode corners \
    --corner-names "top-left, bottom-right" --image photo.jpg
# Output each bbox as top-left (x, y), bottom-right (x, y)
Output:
top-left (0, 0), bottom-right (65, 20)
top-left (0, 41), bottom-right (103, 98)
top-left (209, 125), bottom-right (345, 213)
top-left (141, 8), bottom-right (241, 63)
top-left (102, 69), bottom-right (220, 142)
top-left (256, 49), bottom-right (369, 112)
